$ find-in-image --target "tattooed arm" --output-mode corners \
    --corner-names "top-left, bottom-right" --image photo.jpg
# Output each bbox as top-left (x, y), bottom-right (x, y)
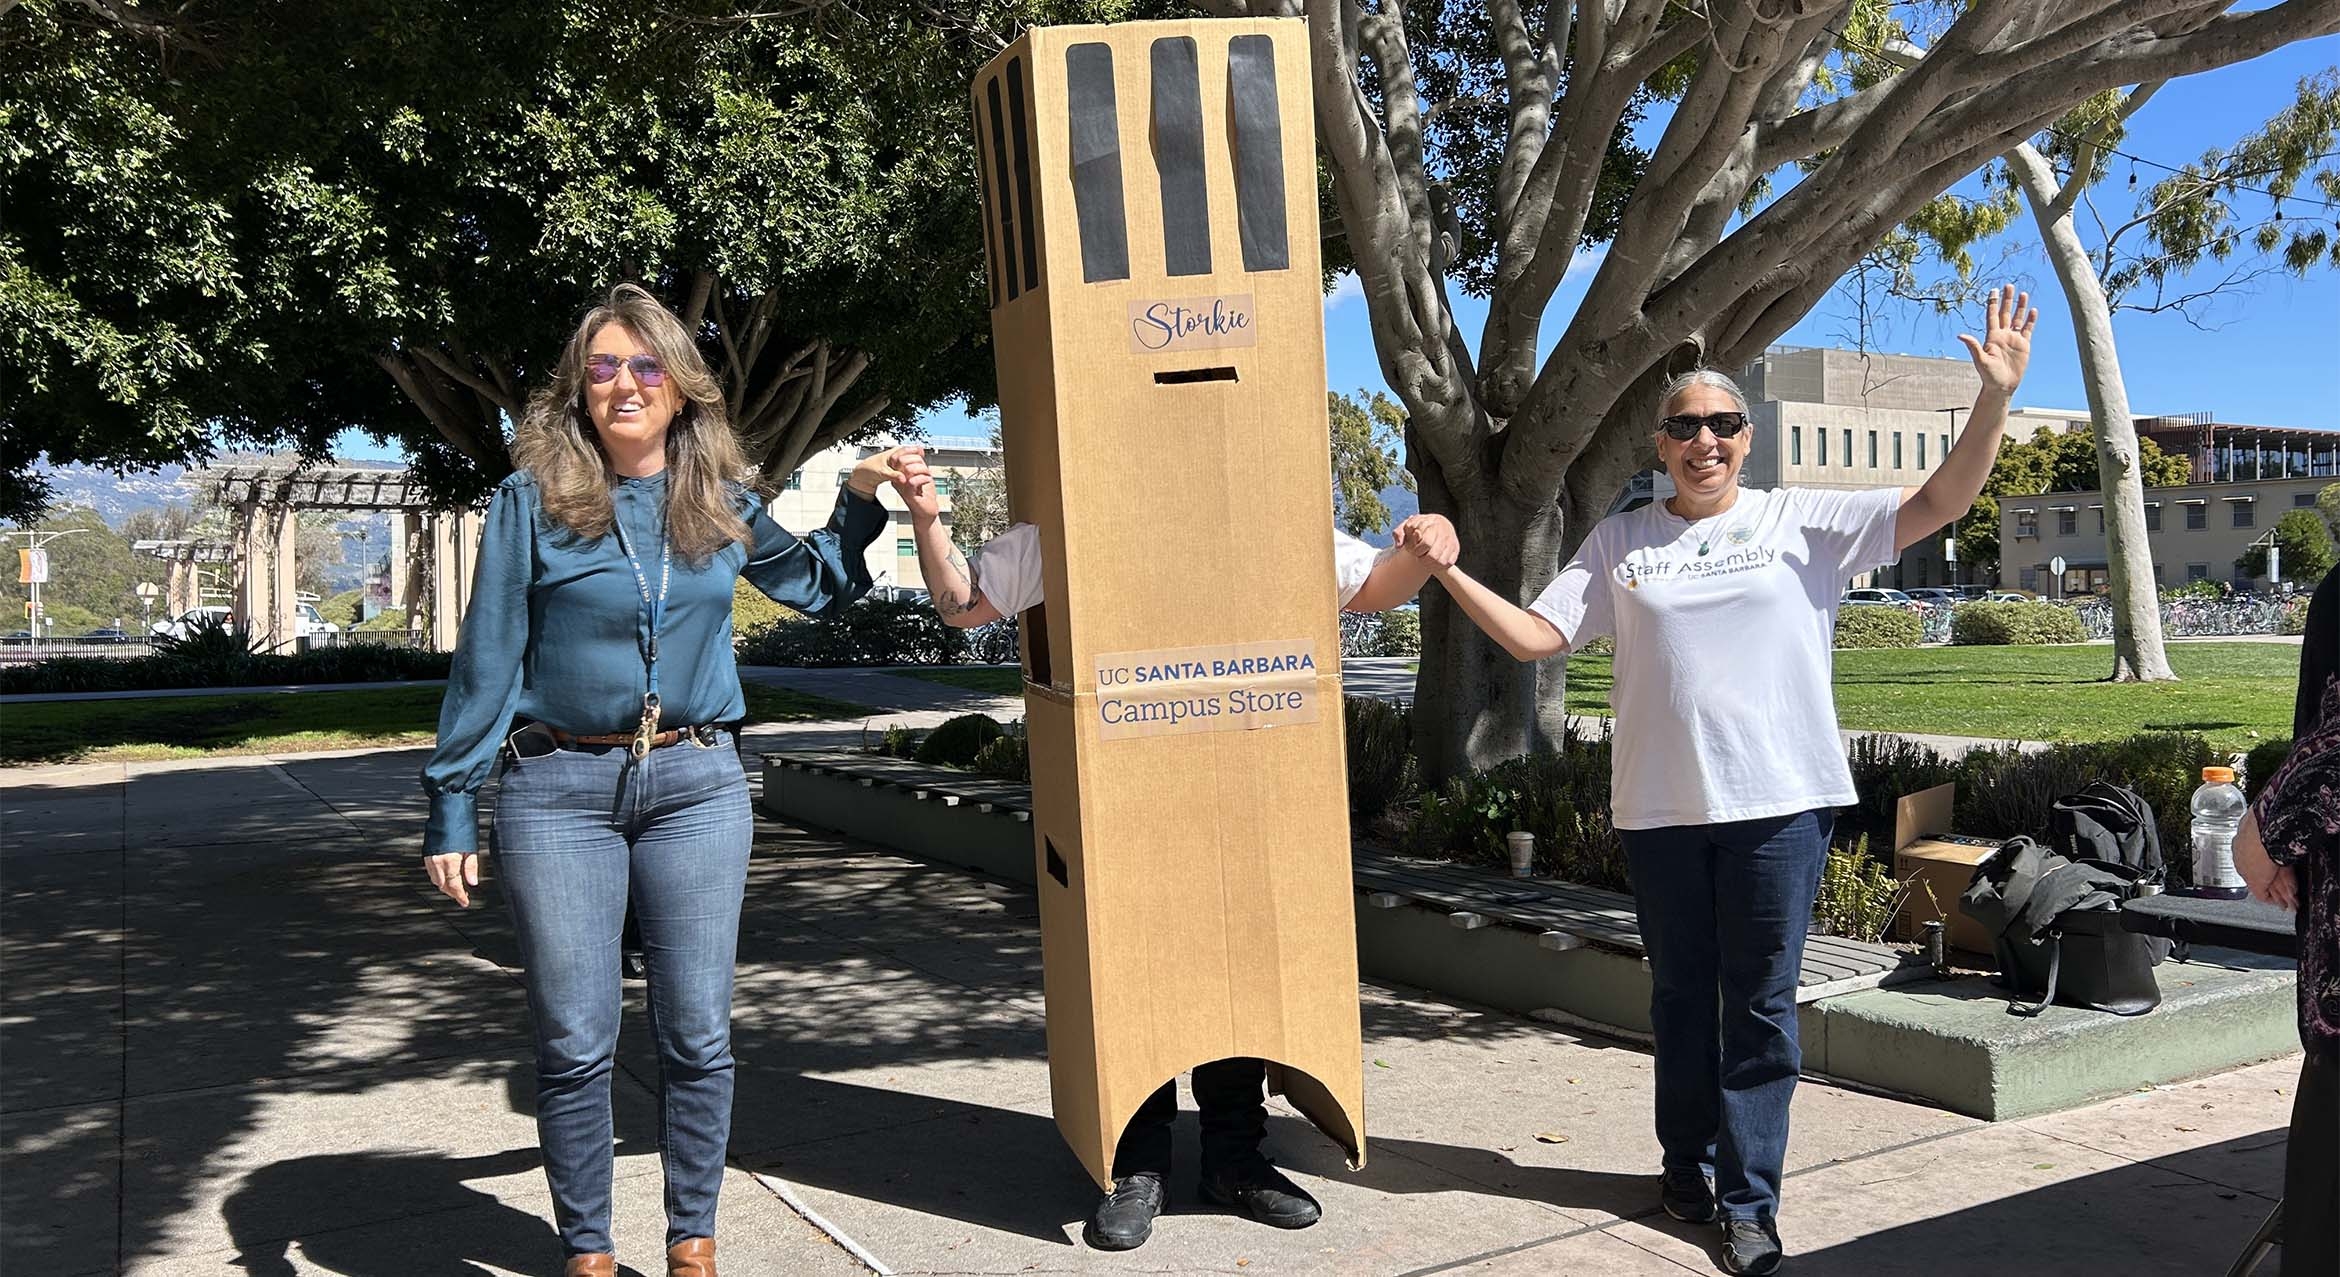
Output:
top-left (893, 453), bottom-right (1005, 629)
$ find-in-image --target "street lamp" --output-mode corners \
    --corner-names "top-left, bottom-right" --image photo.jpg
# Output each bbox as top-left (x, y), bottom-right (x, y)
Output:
top-left (1936, 407), bottom-right (1967, 585)
top-left (4, 528), bottom-right (89, 636)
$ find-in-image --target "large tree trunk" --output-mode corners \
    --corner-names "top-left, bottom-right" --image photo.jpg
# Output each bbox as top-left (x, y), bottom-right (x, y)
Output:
top-left (1408, 425), bottom-right (1574, 781)
top-left (2008, 145), bottom-right (2177, 682)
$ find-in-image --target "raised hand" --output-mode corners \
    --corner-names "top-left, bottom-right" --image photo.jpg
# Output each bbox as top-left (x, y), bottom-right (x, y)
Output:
top-left (848, 445), bottom-right (921, 500)
top-left (1395, 513), bottom-right (1459, 570)
top-left (892, 448), bottom-right (942, 522)
top-left (1957, 284), bottom-right (2037, 396)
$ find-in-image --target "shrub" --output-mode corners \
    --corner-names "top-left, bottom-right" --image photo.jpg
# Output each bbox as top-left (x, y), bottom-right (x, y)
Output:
top-left (1408, 725), bottom-right (1628, 891)
top-left (0, 616), bottom-right (450, 695)
top-left (1835, 606), bottom-right (1922, 649)
top-left (1950, 600), bottom-right (2086, 645)
top-left (2162, 578), bottom-right (2223, 602)
top-left (2282, 596), bottom-right (2310, 636)
top-left (1841, 733), bottom-right (1960, 850)
top-left (1574, 634), bottom-right (1615, 657)
top-left (353, 607), bottom-right (410, 632)
top-left (971, 732), bottom-right (1031, 781)
top-left (1811, 837), bottom-right (1913, 942)
top-left (1341, 607), bottom-right (1422, 657)
top-left (319, 589), bottom-right (365, 628)
top-left (875, 725), bottom-right (922, 759)
top-left (1953, 731), bottom-right (2210, 883)
top-left (732, 579), bottom-right (799, 647)
top-left (914, 712), bottom-right (1006, 766)
top-left (1343, 695), bottom-right (1415, 816)
top-left (2243, 737), bottom-right (2292, 803)
top-left (738, 598), bottom-right (965, 667)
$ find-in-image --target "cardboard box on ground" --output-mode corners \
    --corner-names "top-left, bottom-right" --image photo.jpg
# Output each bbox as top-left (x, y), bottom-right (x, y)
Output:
top-left (971, 17), bottom-right (1366, 1190)
top-left (1894, 783), bottom-right (2002, 955)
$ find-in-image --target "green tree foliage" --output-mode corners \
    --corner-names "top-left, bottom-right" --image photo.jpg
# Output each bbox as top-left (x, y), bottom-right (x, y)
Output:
top-left (1958, 427), bottom-right (2190, 572)
top-left (0, 507), bottom-right (146, 632)
top-left (2, 0), bottom-right (1144, 520)
top-left (1327, 389), bottom-right (1413, 536)
top-left (2237, 508), bottom-right (2336, 583)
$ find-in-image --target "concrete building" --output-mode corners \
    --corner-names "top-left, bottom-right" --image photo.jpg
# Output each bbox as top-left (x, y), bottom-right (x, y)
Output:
top-left (765, 432), bottom-right (1003, 595)
top-left (1734, 345), bottom-right (1982, 587)
top-left (1996, 418), bottom-right (2340, 596)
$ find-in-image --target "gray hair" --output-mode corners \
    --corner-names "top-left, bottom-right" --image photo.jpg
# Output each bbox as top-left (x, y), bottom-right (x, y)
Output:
top-left (1657, 369), bottom-right (1751, 418)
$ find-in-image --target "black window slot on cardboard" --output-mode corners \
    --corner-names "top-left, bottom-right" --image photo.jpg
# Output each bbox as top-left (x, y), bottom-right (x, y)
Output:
top-left (1154, 367), bottom-right (1239, 385)
top-left (1005, 57), bottom-right (1041, 294)
top-left (1065, 43), bottom-right (1130, 283)
top-left (1226, 34), bottom-right (1289, 272)
top-left (1150, 37), bottom-right (1211, 276)
top-left (985, 76), bottom-right (1018, 301)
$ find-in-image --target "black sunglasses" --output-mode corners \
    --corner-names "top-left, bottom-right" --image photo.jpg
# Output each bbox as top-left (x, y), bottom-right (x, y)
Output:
top-left (1659, 411), bottom-right (1750, 441)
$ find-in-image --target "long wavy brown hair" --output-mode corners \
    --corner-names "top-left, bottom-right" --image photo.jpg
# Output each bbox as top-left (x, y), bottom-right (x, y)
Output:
top-left (511, 284), bottom-right (752, 561)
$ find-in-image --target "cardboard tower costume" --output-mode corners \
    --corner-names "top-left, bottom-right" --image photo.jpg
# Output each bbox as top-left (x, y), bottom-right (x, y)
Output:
top-left (969, 18), bottom-right (1368, 1189)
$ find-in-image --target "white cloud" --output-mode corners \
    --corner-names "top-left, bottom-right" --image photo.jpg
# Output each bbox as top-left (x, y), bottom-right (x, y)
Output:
top-left (1324, 271), bottom-right (1364, 312)
top-left (1561, 246), bottom-right (1608, 286)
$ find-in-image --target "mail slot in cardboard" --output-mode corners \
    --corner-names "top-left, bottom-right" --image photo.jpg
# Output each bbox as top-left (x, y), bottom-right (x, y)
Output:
top-left (971, 17), bottom-right (1366, 1190)
top-left (1893, 783), bottom-right (2003, 955)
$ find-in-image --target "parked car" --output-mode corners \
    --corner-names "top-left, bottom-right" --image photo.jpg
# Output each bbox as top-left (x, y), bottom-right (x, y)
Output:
top-left (149, 606), bottom-right (235, 640)
top-left (1985, 590), bottom-right (2037, 604)
top-left (1, 630), bottom-right (33, 646)
top-left (1903, 587), bottom-right (1962, 610)
top-left (296, 603), bottom-right (341, 639)
top-left (1841, 587), bottom-right (1923, 612)
top-left (80, 628), bottom-right (135, 644)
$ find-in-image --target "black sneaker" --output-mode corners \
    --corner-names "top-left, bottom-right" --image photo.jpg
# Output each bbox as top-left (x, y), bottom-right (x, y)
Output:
top-left (1720, 1217), bottom-right (1784, 1276)
top-left (1660, 1167), bottom-right (1717, 1224)
top-left (1083, 1171), bottom-right (1166, 1251)
top-left (1199, 1161), bottom-right (1321, 1230)
top-left (621, 949), bottom-right (647, 981)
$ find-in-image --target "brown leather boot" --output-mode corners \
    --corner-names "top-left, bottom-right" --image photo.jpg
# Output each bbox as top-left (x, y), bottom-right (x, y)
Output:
top-left (667, 1237), bottom-right (715, 1277)
top-left (563, 1256), bottom-right (615, 1277)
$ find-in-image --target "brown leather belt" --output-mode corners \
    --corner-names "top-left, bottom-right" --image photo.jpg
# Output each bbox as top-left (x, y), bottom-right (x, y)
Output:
top-left (549, 725), bottom-right (720, 750)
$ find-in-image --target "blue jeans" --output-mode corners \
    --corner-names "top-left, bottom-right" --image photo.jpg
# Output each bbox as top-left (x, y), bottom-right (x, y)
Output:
top-left (1619, 809), bottom-right (1831, 1223)
top-left (492, 733), bottom-right (752, 1255)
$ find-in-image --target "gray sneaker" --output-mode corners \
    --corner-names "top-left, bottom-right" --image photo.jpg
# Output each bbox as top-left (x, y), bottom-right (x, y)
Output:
top-left (1720, 1217), bottom-right (1783, 1275)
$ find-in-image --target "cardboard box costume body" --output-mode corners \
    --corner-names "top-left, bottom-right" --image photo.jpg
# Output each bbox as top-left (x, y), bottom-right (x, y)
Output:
top-left (969, 18), bottom-right (1367, 1189)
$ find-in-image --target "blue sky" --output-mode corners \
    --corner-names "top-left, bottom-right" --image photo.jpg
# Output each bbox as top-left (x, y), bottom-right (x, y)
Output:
top-left (336, 33), bottom-right (2338, 463)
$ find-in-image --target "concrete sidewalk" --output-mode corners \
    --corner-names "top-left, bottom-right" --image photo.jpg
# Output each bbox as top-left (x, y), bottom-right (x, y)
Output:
top-left (1, 747), bottom-right (2296, 1275)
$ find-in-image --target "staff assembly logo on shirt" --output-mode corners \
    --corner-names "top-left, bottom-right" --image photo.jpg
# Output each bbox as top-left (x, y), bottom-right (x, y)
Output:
top-left (1620, 538), bottom-right (1780, 590)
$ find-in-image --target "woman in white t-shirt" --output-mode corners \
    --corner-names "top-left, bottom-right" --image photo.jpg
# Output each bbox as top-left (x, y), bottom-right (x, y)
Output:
top-left (888, 456), bottom-right (1455, 1252)
top-left (1426, 286), bottom-right (2037, 1277)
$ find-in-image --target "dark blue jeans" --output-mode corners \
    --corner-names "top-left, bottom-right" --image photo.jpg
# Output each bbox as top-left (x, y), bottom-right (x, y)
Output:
top-left (492, 733), bottom-right (752, 1256)
top-left (1619, 809), bottom-right (1831, 1223)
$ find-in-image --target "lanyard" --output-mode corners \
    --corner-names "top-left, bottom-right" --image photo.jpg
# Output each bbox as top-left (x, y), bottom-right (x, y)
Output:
top-left (609, 502), bottom-right (671, 756)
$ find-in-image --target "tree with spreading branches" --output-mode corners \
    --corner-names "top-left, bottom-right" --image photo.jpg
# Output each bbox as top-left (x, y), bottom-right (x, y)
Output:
top-left (1198, 0), bottom-right (2340, 778)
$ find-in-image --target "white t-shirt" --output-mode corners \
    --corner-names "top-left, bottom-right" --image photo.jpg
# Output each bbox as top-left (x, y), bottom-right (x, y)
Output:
top-left (970, 522), bottom-right (1392, 614)
top-left (1528, 486), bottom-right (1903, 831)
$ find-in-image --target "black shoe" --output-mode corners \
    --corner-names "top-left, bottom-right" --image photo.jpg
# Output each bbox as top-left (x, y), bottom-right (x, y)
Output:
top-left (1199, 1161), bottom-right (1321, 1230)
top-left (621, 949), bottom-right (647, 981)
top-left (1083, 1171), bottom-right (1165, 1251)
top-left (1720, 1217), bottom-right (1784, 1276)
top-left (1660, 1167), bottom-right (1717, 1224)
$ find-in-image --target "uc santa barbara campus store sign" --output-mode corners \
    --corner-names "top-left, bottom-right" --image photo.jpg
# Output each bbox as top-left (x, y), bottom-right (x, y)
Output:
top-left (1091, 639), bottom-right (1321, 740)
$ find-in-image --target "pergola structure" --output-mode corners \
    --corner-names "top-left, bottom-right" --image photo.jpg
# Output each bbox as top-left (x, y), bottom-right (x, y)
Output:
top-left (186, 465), bottom-right (485, 652)
top-left (129, 538), bottom-right (234, 619)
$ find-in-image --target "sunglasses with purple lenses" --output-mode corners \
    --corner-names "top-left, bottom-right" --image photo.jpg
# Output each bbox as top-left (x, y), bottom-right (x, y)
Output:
top-left (1659, 411), bottom-right (1749, 441)
top-left (584, 354), bottom-right (667, 387)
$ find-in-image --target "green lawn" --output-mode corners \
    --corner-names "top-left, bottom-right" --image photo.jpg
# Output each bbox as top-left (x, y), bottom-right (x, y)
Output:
top-left (903, 645), bottom-right (2294, 751)
top-left (1564, 642), bottom-right (2293, 750)
top-left (3, 683), bottom-right (873, 767)
top-left (895, 666), bottom-right (1024, 696)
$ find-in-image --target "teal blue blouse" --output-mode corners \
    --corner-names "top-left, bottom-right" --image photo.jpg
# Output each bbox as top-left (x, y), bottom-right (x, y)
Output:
top-left (421, 470), bottom-right (885, 853)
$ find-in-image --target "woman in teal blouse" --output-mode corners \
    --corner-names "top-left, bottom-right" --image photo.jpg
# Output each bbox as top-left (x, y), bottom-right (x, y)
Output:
top-left (419, 284), bottom-right (900, 1277)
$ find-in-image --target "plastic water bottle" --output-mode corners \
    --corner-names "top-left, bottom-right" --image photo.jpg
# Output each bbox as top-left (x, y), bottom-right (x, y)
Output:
top-left (2181, 766), bottom-right (2249, 898)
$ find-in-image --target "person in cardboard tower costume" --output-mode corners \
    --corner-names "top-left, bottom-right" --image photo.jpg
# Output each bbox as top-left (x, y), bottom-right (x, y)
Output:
top-left (1417, 286), bottom-right (2038, 1277)
top-left (894, 452), bottom-right (1455, 1248)
top-left (955, 16), bottom-right (1428, 1251)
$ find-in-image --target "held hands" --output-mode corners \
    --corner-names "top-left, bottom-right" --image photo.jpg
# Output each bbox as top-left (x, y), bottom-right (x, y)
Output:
top-left (888, 447), bottom-right (943, 523)
top-left (849, 445), bottom-right (923, 500)
top-left (1395, 514), bottom-right (1459, 570)
top-left (1957, 284), bottom-right (2038, 397)
top-left (425, 853), bottom-right (479, 908)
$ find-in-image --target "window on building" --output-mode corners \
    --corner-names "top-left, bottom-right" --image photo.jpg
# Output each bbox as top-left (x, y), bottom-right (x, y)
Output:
top-left (896, 538), bottom-right (916, 557)
top-left (782, 470), bottom-right (803, 491)
top-left (2057, 508), bottom-right (2076, 536)
top-left (1867, 431), bottom-right (1879, 468)
top-left (1818, 429), bottom-right (1829, 466)
top-left (2093, 506), bottom-right (2104, 534)
top-left (836, 470), bottom-right (854, 489)
top-left (2152, 563), bottom-right (2164, 583)
top-left (1843, 430), bottom-right (1853, 467)
top-left (2232, 501), bottom-right (2255, 529)
top-left (1791, 428), bottom-right (1802, 465)
top-left (1918, 433), bottom-right (1928, 469)
top-left (2187, 563), bottom-right (2209, 581)
top-left (2146, 503), bottom-right (2161, 532)
top-left (1893, 433), bottom-right (1903, 469)
top-left (2297, 492), bottom-right (2318, 507)
top-left (2016, 508), bottom-right (2038, 538)
top-left (935, 475), bottom-right (958, 499)
top-left (2019, 566), bottom-right (2038, 590)
top-left (1940, 433), bottom-right (1950, 463)
top-left (2185, 503), bottom-right (2206, 530)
